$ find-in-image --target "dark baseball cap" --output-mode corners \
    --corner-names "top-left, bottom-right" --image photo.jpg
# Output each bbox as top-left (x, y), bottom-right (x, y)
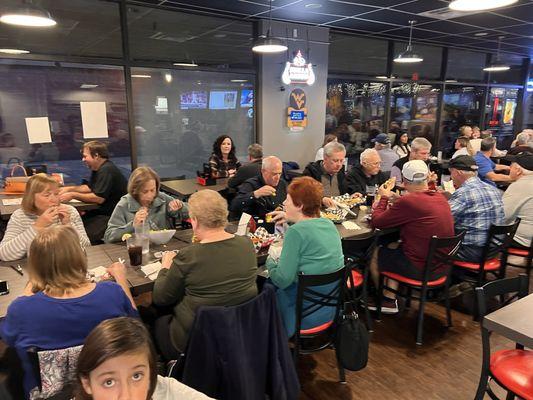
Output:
top-left (504, 152), bottom-right (533, 171)
top-left (372, 133), bottom-right (391, 145)
top-left (449, 155), bottom-right (479, 172)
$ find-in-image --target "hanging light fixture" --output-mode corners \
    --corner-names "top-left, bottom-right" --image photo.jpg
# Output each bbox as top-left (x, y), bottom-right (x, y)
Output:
top-left (394, 21), bottom-right (423, 63)
top-left (252, 0), bottom-right (287, 53)
top-left (449, 0), bottom-right (518, 11)
top-left (483, 37), bottom-right (510, 72)
top-left (0, 2), bottom-right (56, 27)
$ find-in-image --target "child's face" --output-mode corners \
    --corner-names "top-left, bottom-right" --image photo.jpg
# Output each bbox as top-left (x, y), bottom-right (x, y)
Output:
top-left (81, 351), bottom-right (151, 400)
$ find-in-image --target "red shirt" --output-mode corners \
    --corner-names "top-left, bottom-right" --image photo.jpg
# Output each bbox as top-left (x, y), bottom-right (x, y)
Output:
top-left (371, 191), bottom-right (454, 269)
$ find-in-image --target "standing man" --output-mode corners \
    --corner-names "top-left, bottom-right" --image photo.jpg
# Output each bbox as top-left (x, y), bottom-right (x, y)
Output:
top-left (345, 149), bottom-right (388, 195)
top-left (372, 133), bottom-right (399, 175)
top-left (227, 143), bottom-right (263, 190)
top-left (474, 137), bottom-right (512, 187)
top-left (59, 141), bottom-right (127, 243)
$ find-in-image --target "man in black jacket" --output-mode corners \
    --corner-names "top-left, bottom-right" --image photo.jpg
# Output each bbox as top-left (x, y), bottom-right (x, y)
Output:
top-left (303, 141), bottom-right (347, 208)
top-left (231, 156), bottom-right (287, 217)
top-left (227, 143), bottom-right (263, 190)
top-left (346, 148), bottom-right (388, 195)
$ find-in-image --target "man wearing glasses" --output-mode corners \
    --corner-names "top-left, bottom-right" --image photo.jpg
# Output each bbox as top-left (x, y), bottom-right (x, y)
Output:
top-left (345, 148), bottom-right (388, 195)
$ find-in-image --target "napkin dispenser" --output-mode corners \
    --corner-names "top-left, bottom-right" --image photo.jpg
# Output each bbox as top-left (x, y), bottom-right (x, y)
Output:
top-left (196, 163), bottom-right (216, 186)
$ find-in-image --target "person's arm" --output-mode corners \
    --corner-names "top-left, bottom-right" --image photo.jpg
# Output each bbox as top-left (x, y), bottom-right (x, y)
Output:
top-left (68, 207), bottom-right (91, 248)
top-left (152, 254), bottom-right (187, 306)
top-left (227, 167), bottom-right (248, 189)
top-left (389, 165), bottom-right (402, 184)
top-left (485, 171), bottom-right (513, 183)
top-left (60, 184), bottom-right (91, 194)
top-left (448, 191), bottom-right (465, 222)
top-left (502, 187), bottom-right (523, 224)
top-left (106, 262), bottom-right (136, 309)
top-left (209, 155), bottom-right (228, 179)
top-left (0, 301), bottom-right (21, 347)
top-left (266, 228), bottom-right (302, 290)
top-left (230, 181), bottom-right (258, 213)
top-left (371, 196), bottom-right (412, 230)
top-left (67, 192), bottom-right (105, 204)
top-left (494, 164), bottom-right (511, 172)
top-left (345, 170), bottom-right (365, 195)
top-left (0, 212), bottom-right (38, 261)
top-left (103, 202), bottom-right (133, 243)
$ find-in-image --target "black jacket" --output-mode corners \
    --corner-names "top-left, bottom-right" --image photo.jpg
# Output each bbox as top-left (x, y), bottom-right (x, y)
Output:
top-left (302, 160), bottom-right (348, 195)
top-left (181, 284), bottom-right (300, 400)
top-left (227, 159), bottom-right (262, 189)
top-left (345, 165), bottom-right (388, 195)
top-left (231, 175), bottom-right (287, 217)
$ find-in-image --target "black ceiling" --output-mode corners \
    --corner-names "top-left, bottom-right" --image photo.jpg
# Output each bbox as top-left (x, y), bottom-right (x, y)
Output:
top-left (130, 0), bottom-right (533, 59)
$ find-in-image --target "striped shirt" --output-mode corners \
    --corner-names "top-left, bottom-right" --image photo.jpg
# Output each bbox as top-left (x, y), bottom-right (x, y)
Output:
top-left (0, 205), bottom-right (90, 261)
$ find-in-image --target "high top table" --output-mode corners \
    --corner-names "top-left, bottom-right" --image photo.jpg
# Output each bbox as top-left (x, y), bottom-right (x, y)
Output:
top-left (160, 178), bottom-right (228, 198)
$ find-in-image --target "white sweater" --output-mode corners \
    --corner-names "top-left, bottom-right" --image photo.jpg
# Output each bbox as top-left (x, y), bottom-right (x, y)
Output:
top-left (153, 376), bottom-right (213, 400)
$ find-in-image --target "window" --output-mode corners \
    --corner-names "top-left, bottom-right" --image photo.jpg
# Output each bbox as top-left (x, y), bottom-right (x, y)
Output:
top-left (487, 54), bottom-right (527, 85)
top-left (392, 43), bottom-right (442, 80)
top-left (131, 67), bottom-right (255, 178)
top-left (329, 34), bottom-right (388, 76)
top-left (446, 49), bottom-right (487, 82)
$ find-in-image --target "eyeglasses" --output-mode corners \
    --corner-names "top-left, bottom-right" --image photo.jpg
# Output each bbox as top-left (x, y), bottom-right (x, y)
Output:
top-left (364, 161), bottom-right (381, 167)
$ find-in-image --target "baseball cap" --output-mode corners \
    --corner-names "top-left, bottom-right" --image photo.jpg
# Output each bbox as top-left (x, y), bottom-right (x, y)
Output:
top-left (372, 133), bottom-right (391, 145)
top-left (402, 160), bottom-right (429, 182)
top-left (504, 152), bottom-right (533, 171)
top-left (449, 155), bottom-right (479, 172)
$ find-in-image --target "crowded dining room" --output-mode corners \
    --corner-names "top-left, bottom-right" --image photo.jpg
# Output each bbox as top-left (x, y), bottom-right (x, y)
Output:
top-left (0, 0), bottom-right (532, 399)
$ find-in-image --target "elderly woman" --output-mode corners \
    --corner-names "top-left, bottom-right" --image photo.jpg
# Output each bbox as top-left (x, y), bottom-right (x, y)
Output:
top-left (0, 225), bottom-right (137, 398)
top-left (208, 135), bottom-right (241, 178)
top-left (104, 167), bottom-right (187, 243)
top-left (266, 177), bottom-right (344, 336)
top-left (0, 173), bottom-right (90, 261)
top-left (152, 189), bottom-right (257, 360)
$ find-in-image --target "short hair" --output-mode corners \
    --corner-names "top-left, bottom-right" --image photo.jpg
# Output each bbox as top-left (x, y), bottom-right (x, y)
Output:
top-left (322, 134), bottom-right (337, 147)
top-left (411, 137), bottom-right (432, 152)
top-left (247, 143), bottom-right (263, 159)
top-left (188, 190), bottom-right (228, 229)
top-left (22, 173), bottom-right (60, 214)
top-left (28, 225), bottom-right (87, 296)
top-left (456, 136), bottom-right (470, 149)
top-left (75, 318), bottom-right (158, 400)
top-left (480, 137), bottom-right (496, 152)
top-left (360, 148), bottom-right (380, 164)
top-left (128, 166), bottom-right (160, 203)
top-left (262, 156), bottom-right (282, 171)
top-left (323, 141), bottom-right (346, 158)
top-left (516, 132), bottom-right (529, 145)
top-left (288, 177), bottom-right (323, 218)
top-left (82, 141), bottom-right (109, 159)
top-left (459, 126), bottom-right (472, 136)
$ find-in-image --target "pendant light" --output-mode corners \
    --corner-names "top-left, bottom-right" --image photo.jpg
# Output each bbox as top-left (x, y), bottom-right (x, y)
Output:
top-left (0, 2), bottom-right (56, 27)
top-left (252, 0), bottom-right (287, 53)
top-left (449, 0), bottom-right (518, 11)
top-left (483, 37), bottom-right (510, 72)
top-left (394, 21), bottom-right (423, 63)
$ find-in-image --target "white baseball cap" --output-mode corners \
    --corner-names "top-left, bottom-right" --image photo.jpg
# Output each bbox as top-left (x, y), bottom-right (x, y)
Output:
top-left (402, 160), bottom-right (429, 182)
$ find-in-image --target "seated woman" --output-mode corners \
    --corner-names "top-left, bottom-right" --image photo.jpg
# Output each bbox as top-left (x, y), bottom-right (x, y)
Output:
top-left (152, 189), bottom-right (257, 359)
top-left (208, 135), bottom-right (241, 178)
top-left (0, 173), bottom-right (90, 261)
top-left (266, 177), bottom-right (344, 336)
top-left (0, 225), bottom-right (137, 398)
top-left (104, 166), bottom-right (187, 243)
top-left (76, 317), bottom-right (212, 400)
top-left (392, 132), bottom-right (411, 158)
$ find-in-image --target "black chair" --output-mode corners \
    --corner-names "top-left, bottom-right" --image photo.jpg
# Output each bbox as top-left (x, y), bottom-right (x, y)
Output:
top-left (294, 268), bottom-right (347, 382)
top-left (502, 237), bottom-right (533, 280)
top-left (377, 231), bottom-right (465, 345)
top-left (453, 219), bottom-right (521, 287)
top-left (474, 274), bottom-right (533, 400)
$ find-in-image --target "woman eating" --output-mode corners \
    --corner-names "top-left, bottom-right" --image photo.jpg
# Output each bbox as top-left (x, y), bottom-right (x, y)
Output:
top-left (104, 166), bottom-right (187, 243)
top-left (208, 135), bottom-right (241, 178)
top-left (0, 173), bottom-right (90, 261)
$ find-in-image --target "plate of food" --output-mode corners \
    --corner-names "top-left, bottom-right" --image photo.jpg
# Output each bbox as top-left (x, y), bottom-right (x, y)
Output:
top-left (320, 208), bottom-right (348, 224)
top-left (332, 194), bottom-right (364, 208)
top-left (248, 227), bottom-right (279, 252)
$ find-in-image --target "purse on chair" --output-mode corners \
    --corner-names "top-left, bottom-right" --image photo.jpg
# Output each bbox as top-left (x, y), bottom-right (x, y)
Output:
top-left (335, 301), bottom-right (369, 371)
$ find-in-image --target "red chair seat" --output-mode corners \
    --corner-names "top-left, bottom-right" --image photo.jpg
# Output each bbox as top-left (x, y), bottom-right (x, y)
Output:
top-left (453, 258), bottom-right (501, 271)
top-left (490, 349), bottom-right (533, 400)
top-left (508, 248), bottom-right (529, 257)
top-left (381, 271), bottom-right (447, 287)
top-left (300, 320), bottom-right (333, 335)
top-left (346, 270), bottom-right (363, 288)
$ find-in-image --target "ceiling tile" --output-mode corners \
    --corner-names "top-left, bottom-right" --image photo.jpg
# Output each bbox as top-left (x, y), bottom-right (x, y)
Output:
top-left (359, 9), bottom-right (434, 27)
top-left (490, 3), bottom-right (533, 24)
top-left (390, 0), bottom-right (449, 14)
top-left (451, 13), bottom-right (525, 29)
top-left (416, 20), bottom-right (489, 34)
top-left (494, 24), bottom-right (533, 36)
top-left (327, 17), bottom-right (398, 32)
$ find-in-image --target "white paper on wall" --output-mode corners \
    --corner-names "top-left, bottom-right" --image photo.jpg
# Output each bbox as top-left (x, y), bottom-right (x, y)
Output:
top-left (25, 117), bottom-right (52, 144)
top-left (80, 102), bottom-right (109, 138)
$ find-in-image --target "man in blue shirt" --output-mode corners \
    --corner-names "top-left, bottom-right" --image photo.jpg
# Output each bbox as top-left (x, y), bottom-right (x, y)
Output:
top-left (473, 137), bottom-right (512, 187)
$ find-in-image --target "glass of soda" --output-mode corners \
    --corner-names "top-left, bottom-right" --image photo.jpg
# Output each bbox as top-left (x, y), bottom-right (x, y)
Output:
top-left (126, 235), bottom-right (143, 266)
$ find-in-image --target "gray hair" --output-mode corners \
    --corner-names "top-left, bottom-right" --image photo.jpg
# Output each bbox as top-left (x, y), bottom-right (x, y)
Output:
top-left (360, 148), bottom-right (379, 164)
top-left (480, 137), bottom-right (496, 152)
top-left (411, 137), bottom-right (432, 152)
top-left (323, 141), bottom-right (346, 158)
top-left (262, 156), bottom-right (282, 171)
top-left (516, 132), bottom-right (529, 145)
top-left (247, 143), bottom-right (263, 159)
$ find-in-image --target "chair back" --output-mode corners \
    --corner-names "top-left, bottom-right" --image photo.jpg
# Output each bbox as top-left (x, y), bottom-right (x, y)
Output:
top-left (482, 218), bottom-right (521, 261)
top-left (422, 231), bottom-right (465, 284)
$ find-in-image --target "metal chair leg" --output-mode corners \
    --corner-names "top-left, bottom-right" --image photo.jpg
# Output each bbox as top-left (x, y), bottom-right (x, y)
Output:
top-left (474, 371), bottom-right (490, 400)
top-left (416, 287), bottom-right (428, 345)
top-left (444, 281), bottom-right (453, 328)
top-left (376, 275), bottom-right (384, 321)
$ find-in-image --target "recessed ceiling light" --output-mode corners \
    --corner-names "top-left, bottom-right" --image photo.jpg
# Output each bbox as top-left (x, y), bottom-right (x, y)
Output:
top-left (305, 3), bottom-right (322, 9)
top-left (173, 62), bottom-right (198, 67)
top-left (0, 48), bottom-right (30, 54)
top-left (164, 73), bottom-right (172, 83)
top-left (0, 5), bottom-right (56, 27)
top-left (131, 74), bottom-right (151, 78)
top-left (445, 79), bottom-right (458, 83)
top-left (483, 65), bottom-right (511, 72)
top-left (80, 84), bottom-right (98, 89)
top-left (449, 0), bottom-right (518, 11)
top-left (375, 76), bottom-right (388, 79)
top-left (474, 32), bottom-right (488, 36)
top-left (231, 79), bottom-right (248, 83)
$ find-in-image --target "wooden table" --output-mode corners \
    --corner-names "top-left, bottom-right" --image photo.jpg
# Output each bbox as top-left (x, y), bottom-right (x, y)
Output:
top-left (483, 293), bottom-right (533, 348)
top-left (161, 178), bottom-right (229, 198)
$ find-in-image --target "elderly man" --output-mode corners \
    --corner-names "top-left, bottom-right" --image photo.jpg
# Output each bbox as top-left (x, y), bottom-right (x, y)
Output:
top-left (503, 153), bottom-right (533, 248)
top-left (231, 156), bottom-right (287, 218)
top-left (303, 141), bottom-right (348, 208)
top-left (447, 155), bottom-right (504, 263)
top-left (390, 137), bottom-right (435, 184)
top-left (227, 143), bottom-right (263, 190)
top-left (508, 131), bottom-right (533, 155)
top-left (372, 133), bottom-right (399, 174)
top-left (345, 149), bottom-right (388, 195)
top-left (474, 137), bottom-right (512, 187)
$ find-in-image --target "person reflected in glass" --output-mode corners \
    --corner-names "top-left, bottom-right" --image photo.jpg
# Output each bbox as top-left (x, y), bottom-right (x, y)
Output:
top-left (392, 132), bottom-right (411, 158)
top-left (208, 135), bottom-right (241, 179)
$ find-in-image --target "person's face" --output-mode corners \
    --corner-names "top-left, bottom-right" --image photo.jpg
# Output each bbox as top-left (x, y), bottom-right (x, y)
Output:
top-left (262, 163), bottom-right (283, 187)
top-left (463, 127), bottom-right (473, 138)
top-left (472, 128), bottom-right (481, 139)
top-left (82, 148), bottom-right (99, 170)
top-left (138, 179), bottom-right (157, 207)
top-left (220, 138), bottom-right (232, 155)
top-left (454, 139), bottom-right (461, 150)
top-left (81, 352), bottom-right (151, 400)
top-left (34, 184), bottom-right (60, 214)
top-left (362, 154), bottom-right (381, 176)
top-left (323, 150), bottom-right (346, 174)
top-left (412, 147), bottom-right (430, 161)
top-left (283, 194), bottom-right (302, 223)
top-left (400, 134), bottom-right (408, 144)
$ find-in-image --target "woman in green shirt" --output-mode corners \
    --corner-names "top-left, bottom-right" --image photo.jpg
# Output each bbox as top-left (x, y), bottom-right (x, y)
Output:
top-left (266, 177), bottom-right (344, 336)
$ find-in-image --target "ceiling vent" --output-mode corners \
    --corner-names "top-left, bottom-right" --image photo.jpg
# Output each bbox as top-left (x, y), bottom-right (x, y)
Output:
top-left (419, 7), bottom-right (478, 20)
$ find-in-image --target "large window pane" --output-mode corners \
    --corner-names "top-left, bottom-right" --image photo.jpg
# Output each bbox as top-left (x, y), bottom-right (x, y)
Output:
top-left (392, 43), bottom-right (442, 80)
top-left (131, 67), bottom-right (255, 178)
top-left (446, 49), bottom-right (486, 82)
top-left (329, 34), bottom-right (388, 76)
top-left (487, 54), bottom-right (526, 85)
top-left (485, 87), bottom-right (521, 149)
top-left (0, 60), bottom-right (130, 185)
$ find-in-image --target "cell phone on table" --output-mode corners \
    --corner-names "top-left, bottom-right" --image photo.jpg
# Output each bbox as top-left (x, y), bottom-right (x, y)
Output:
top-left (0, 280), bottom-right (9, 296)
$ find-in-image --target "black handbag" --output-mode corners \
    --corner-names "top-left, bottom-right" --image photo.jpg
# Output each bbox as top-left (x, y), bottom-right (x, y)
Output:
top-left (335, 301), bottom-right (369, 371)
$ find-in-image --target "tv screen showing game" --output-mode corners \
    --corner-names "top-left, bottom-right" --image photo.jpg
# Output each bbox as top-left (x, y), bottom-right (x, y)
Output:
top-left (180, 91), bottom-right (207, 110)
top-left (240, 90), bottom-right (253, 108)
top-left (209, 91), bottom-right (238, 110)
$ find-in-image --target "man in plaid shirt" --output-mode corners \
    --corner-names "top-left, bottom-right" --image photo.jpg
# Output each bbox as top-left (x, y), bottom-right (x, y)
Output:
top-left (447, 155), bottom-right (504, 262)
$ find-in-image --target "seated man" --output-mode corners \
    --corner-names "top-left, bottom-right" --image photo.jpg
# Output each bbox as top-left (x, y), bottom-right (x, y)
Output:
top-left (390, 137), bottom-right (435, 184)
top-left (507, 131), bottom-right (533, 155)
top-left (303, 141), bottom-right (348, 208)
top-left (503, 152), bottom-right (533, 248)
top-left (345, 149), bottom-right (388, 195)
top-left (227, 143), bottom-right (263, 190)
top-left (369, 160), bottom-right (454, 313)
top-left (447, 155), bottom-right (504, 262)
top-left (59, 141), bottom-right (127, 243)
top-left (473, 137), bottom-right (512, 187)
top-left (372, 133), bottom-right (399, 174)
top-left (231, 156), bottom-right (287, 218)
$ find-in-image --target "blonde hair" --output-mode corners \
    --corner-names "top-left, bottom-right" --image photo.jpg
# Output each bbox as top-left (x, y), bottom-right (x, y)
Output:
top-left (21, 174), bottom-right (60, 215)
top-left (28, 225), bottom-right (88, 296)
top-left (188, 190), bottom-right (228, 229)
top-left (128, 166), bottom-right (160, 203)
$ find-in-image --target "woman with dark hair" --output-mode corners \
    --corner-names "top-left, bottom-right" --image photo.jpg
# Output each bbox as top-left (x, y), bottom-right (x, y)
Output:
top-left (76, 317), bottom-right (211, 400)
top-left (208, 135), bottom-right (241, 178)
top-left (392, 132), bottom-right (411, 158)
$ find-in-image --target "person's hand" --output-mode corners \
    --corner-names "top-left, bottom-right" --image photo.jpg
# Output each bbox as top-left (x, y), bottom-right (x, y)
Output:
top-left (428, 171), bottom-right (438, 183)
top-left (378, 182), bottom-right (393, 198)
top-left (322, 197), bottom-right (336, 209)
top-left (58, 187), bottom-right (71, 196)
top-left (161, 251), bottom-right (177, 269)
top-left (57, 204), bottom-right (71, 225)
top-left (254, 185), bottom-right (277, 198)
top-left (267, 210), bottom-right (286, 225)
top-left (350, 192), bottom-right (363, 199)
top-left (228, 169), bottom-right (236, 177)
top-left (34, 207), bottom-right (59, 230)
top-left (134, 207), bottom-right (148, 226)
top-left (168, 199), bottom-right (183, 211)
top-left (59, 192), bottom-right (75, 203)
top-left (107, 261), bottom-right (127, 282)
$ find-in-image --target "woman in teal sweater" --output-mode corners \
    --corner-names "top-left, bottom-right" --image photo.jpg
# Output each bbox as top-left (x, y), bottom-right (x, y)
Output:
top-left (266, 177), bottom-right (344, 336)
